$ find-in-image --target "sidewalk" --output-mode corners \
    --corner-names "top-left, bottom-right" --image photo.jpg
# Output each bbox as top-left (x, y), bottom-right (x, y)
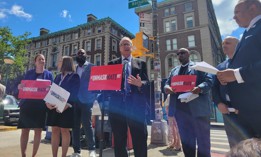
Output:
top-left (0, 124), bottom-right (226, 157)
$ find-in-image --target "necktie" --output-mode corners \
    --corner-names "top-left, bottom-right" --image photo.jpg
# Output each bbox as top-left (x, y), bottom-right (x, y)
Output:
top-left (123, 58), bottom-right (131, 93)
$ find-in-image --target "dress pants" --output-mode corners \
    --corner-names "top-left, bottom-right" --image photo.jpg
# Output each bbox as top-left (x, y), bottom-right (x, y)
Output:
top-left (175, 109), bottom-right (211, 157)
top-left (223, 113), bottom-right (247, 148)
top-left (109, 95), bottom-right (148, 157)
top-left (72, 102), bottom-right (95, 153)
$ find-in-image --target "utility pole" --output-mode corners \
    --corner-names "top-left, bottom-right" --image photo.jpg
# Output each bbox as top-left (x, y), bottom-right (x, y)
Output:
top-left (150, 0), bottom-right (168, 145)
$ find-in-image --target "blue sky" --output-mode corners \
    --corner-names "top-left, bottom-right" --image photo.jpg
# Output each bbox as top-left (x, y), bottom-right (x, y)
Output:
top-left (0, 0), bottom-right (243, 39)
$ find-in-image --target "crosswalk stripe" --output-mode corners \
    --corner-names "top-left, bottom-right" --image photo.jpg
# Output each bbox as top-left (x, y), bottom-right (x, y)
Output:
top-left (211, 141), bottom-right (229, 146)
top-left (211, 137), bottom-right (228, 140)
top-left (211, 134), bottom-right (227, 137)
top-left (211, 147), bottom-right (229, 152)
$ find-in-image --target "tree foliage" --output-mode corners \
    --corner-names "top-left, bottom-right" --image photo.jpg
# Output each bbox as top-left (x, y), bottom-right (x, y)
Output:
top-left (0, 27), bottom-right (31, 89)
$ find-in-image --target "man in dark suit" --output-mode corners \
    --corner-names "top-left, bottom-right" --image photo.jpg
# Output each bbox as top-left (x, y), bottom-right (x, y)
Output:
top-left (164, 48), bottom-right (213, 157)
top-left (108, 37), bottom-right (149, 157)
top-left (212, 36), bottom-right (246, 148)
top-left (217, 0), bottom-right (261, 139)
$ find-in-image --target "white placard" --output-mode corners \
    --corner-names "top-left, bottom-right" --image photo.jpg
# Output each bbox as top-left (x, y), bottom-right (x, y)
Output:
top-left (44, 83), bottom-right (70, 113)
top-left (178, 92), bottom-right (199, 103)
top-left (191, 61), bottom-right (219, 75)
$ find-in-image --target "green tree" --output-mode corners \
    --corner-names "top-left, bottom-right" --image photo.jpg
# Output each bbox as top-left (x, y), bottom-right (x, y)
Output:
top-left (0, 27), bottom-right (31, 86)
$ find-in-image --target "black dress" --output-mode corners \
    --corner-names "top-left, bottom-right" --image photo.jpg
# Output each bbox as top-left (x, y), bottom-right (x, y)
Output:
top-left (18, 71), bottom-right (53, 129)
top-left (46, 73), bottom-right (80, 128)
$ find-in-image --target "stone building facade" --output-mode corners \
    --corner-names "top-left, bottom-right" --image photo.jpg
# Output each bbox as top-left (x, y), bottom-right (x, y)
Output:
top-left (26, 14), bottom-right (134, 72)
top-left (136, 0), bottom-right (224, 79)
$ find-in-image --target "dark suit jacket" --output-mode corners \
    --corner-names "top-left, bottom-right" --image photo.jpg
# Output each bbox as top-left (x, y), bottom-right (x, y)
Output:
top-left (165, 61), bottom-right (213, 117)
top-left (54, 73), bottom-right (80, 106)
top-left (212, 59), bottom-right (232, 107)
top-left (108, 57), bottom-right (149, 117)
top-left (228, 19), bottom-right (261, 113)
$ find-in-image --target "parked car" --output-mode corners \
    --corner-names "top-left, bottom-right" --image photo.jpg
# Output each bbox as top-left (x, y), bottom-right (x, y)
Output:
top-left (2, 95), bottom-right (20, 125)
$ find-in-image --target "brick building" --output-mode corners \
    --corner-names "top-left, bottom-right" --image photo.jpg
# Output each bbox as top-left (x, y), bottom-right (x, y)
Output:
top-left (26, 14), bottom-right (134, 72)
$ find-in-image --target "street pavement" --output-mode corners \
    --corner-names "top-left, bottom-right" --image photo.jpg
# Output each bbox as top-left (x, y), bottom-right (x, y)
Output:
top-left (0, 124), bottom-right (228, 157)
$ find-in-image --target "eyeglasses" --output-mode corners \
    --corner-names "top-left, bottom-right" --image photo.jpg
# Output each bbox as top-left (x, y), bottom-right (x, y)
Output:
top-left (77, 51), bottom-right (85, 56)
top-left (120, 43), bottom-right (132, 47)
top-left (177, 51), bottom-right (187, 56)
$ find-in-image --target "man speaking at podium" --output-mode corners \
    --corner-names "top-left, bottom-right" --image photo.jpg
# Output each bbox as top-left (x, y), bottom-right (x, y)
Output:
top-left (108, 37), bottom-right (149, 157)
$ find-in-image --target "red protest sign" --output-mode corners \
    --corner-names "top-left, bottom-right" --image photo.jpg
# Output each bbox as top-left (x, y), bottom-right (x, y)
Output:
top-left (18, 80), bottom-right (51, 99)
top-left (171, 75), bottom-right (197, 92)
top-left (88, 64), bottom-right (123, 91)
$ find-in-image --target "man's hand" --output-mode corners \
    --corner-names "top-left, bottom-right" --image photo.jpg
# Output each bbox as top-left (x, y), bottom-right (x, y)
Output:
top-left (191, 87), bottom-right (201, 94)
top-left (18, 83), bottom-right (25, 90)
top-left (217, 69), bottom-right (236, 85)
top-left (128, 74), bottom-right (142, 87)
top-left (165, 86), bottom-right (174, 94)
top-left (217, 103), bottom-right (229, 114)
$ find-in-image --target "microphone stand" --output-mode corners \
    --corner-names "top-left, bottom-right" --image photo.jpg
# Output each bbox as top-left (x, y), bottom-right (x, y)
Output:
top-left (99, 91), bottom-right (105, 157)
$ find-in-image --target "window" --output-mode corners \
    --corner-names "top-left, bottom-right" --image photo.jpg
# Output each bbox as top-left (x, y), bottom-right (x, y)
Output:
top-left (87, 28), bottom-right (92, 35)
top-left (190, 53), bottom-right (200, 62)
top-left (74, 33), bottom-right (79, 39)
top-left (185, 2), bottom-right (192, 12)
top-left (36, 42), bottom-right (41, 48)
top-left (86, 55), bottom-right (91, 62)
top-left (51, 53), bottom-right (58, 67)
top-left (188, 35), bottom-right (195, 47)
top-left (165, 21), bottom-right (170, 32)
top-left (65, 34), bottom-right (71, 41)
top-left (166, 40), bottom-right (171, 51)
top-left (112, 39), bottom-right (117, 51)
top-left (95, 54), bottom-right (101, 65)
top-left (170, 19), bottom-right (176, 31)
top-left (170, 7), bottom-right (175, 15)
top-left (42, 40), bottom-right (48, 47)
top-left (73, 45), bottom-right (78, 54)
top-left (97, 26), bottom-right (102, 33)
top-left (164, 8), bottom-right (169, 16)
top-left (172, 38), bottom-right (177, 50)
top-left (186, 16), bottom-right (194, 28)
top-left (42, 50), bottom-right (46, 57)
top-left (111, 28), bottom-right (117, 35)
top-left (164, 18), bottom-right (177, 32)
top-left (64, 46), bottom-right (70, 56)
top-left (96, 38), bottom-right (102, 50)
top-left (85, 41), bottom-right (91, 52)
top-left (167, 55), bottom-right (179, 74)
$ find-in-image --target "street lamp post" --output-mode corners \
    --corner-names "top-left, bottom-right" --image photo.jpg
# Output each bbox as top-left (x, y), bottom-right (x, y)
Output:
top-left (4, 53), bottom-right (15, 91)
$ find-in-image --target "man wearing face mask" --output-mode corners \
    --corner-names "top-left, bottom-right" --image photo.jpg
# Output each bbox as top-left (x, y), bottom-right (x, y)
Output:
top-left (71, 49), bottom-right (97, 157)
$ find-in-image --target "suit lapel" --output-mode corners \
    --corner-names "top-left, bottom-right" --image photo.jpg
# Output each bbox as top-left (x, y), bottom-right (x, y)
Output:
top-left (231, 19), bottom-right (261, 63)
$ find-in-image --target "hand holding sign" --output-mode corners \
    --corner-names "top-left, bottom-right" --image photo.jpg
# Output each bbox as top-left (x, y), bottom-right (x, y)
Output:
top-left (44, 83), bottom-right (70, 113)
top-left (171, 75), bottom-right (197, 93)
top-left (18, 80), bottom-right (51, 99)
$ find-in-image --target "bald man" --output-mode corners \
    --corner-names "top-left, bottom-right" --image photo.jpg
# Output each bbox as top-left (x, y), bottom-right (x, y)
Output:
top-left (217, 0), bottom-right (261, 139)
top-left (108, 37), bottom-right (149, 157)
top-left (212, 36), bottom-right (246, 148)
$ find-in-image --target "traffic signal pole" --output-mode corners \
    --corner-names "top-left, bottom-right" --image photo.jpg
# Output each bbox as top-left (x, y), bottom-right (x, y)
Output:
top-left (151, 0), bottom-right (161, 118)
top-left (150, 0), bottom-right (168, 145)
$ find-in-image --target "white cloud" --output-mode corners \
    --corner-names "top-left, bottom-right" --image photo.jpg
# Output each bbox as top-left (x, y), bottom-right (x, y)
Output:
top-left (60, 9), bottom-right (72, 21)
top-left (9, 5), bottom-right (32, 21)
top-left (0, 9), bottom-right (7, 19)
top-left (0, 4), bottom-right (32, 21)
top-left (212, 0), bottom-right (239, 37)
top-left (212, 0), bottom-right (224, 6)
